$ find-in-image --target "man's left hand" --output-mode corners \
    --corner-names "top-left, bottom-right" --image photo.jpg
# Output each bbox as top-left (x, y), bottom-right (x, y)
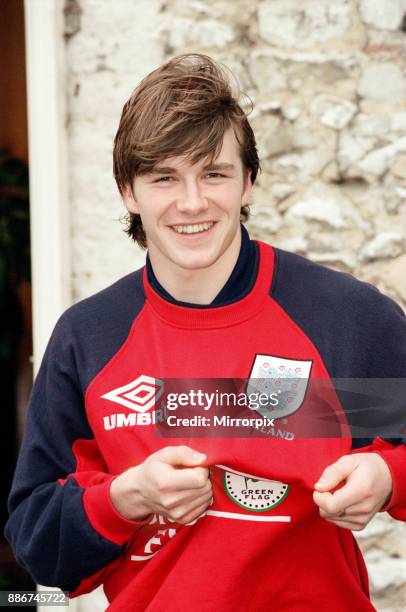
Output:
top-left (313, 453), bottom-right (392, 531)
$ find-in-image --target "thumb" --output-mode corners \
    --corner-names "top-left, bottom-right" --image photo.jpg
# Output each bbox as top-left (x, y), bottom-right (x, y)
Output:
top-left (314, 455), bottom-right (358, 492)
top-left (155, 445), bottom-right (207, 467)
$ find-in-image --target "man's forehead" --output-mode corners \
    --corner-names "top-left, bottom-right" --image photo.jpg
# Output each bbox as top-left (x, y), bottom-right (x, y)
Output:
top-left (150, 127), bottom-right (241, 173)
top-left (150, 160), bottom-right (237, 173)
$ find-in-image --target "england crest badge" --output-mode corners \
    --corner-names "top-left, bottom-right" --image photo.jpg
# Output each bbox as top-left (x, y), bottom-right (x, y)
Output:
top-left (246, 354), bottom-right (312, 419)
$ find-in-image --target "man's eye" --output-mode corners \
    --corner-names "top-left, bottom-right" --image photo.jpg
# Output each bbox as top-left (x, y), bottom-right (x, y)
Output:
top-left (206, 172), bottom-right (226, 179)
top-left (154, 176), bottom-right (173, 183)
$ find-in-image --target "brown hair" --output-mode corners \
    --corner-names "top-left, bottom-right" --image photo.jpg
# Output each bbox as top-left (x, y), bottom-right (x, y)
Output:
top-left (113, 53), bottom-right (260, 248)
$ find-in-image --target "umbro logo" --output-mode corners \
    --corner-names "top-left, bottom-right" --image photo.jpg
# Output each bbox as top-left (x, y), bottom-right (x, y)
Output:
top-left (101, 375), bottom-right (164, 413)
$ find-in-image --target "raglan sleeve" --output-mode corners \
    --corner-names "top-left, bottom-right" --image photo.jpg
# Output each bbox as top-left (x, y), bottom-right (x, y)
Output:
top-left (360, 291), bottom-right (406, 522)
top-left (4, 310), bottom-right (151, 596)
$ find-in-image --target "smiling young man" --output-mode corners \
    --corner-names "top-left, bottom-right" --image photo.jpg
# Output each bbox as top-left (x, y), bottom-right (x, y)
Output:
top-left (122, 126), bottom-right (253, 304)
top-left (6, 54), bottom-right (406, 611)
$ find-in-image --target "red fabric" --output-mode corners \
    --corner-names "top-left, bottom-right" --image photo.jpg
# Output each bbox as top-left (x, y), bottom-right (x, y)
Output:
top-left (83, 478), bottom-right (152, 545)
top-left (63, 437), bottom-right (152, 547)
top-left (72, 243), bottom-right (391, 609)
top-left (368, 439), bottom-right (406, 520)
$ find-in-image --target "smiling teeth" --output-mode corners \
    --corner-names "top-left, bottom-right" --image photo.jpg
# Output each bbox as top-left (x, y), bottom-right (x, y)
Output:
top-left (172, 222), bottom-right (214, 234)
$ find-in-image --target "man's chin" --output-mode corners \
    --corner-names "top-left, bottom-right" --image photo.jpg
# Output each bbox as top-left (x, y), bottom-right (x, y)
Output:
top-left (170, 250), bottom-right (220, 272)
top-left (174, 258), bottom-right (217, 272)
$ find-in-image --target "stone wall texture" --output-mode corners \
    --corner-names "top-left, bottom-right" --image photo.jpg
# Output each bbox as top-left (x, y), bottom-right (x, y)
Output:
top-left (64, 1), bottom-right (406, 610)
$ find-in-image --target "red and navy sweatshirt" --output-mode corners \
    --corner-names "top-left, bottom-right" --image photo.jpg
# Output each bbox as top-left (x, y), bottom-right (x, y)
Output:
top-left (5, 226), bottom-right (406, 611)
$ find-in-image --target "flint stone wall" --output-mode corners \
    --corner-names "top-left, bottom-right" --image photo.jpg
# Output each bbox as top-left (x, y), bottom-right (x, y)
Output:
top-left (65, 1), bottom-right (406, 609)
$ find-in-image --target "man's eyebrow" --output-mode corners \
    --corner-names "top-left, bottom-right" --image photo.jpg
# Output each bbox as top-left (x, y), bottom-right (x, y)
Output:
top-left (203, 162), bottom-right (236, 171)
top-left (148, 166), bottom-right (178, 174)
top-left (147, 162), bottom-right (236, 174)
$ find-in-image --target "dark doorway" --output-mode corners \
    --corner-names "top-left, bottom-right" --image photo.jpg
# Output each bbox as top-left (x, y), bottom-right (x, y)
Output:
top-left (0, 0), bottom-right (35, 595)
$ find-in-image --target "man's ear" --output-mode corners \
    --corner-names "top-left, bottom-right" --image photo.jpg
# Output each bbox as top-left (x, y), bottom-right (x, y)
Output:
top-left (122, 184), bottom-right (140, 215)
top-left (242, 169), bottom-right (253, 205)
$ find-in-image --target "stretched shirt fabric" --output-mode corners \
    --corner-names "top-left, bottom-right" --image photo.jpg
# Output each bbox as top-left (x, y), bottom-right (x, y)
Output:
top-left (6, 233), bottom-right (406, 611)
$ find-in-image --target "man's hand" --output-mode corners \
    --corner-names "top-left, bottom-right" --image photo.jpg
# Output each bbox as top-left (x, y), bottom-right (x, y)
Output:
top-left (313, 453), bottom-right (392, 531)
top-left (110, 445), bottom-right (213, 525)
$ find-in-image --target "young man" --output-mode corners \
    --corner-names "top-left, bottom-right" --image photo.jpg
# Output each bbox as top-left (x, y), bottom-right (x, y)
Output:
top-left (6, 54), bottom-right (406, 610)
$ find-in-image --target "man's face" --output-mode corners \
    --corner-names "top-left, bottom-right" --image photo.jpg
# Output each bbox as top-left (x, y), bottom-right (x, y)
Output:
top-left (123, 127), bottom-right (253, 277)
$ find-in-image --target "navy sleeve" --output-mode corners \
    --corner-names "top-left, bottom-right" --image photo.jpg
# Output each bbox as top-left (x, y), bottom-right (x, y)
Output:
top-left (5, 271), bottom-right (148, 594)
top-left (271, 248), bottom-right (406, 437)
top-left (271, 248), bottom-right (406, 518)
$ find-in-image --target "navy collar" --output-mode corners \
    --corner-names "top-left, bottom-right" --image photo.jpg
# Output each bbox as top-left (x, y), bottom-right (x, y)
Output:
top-left (146, 225), bottom-right (258, 308)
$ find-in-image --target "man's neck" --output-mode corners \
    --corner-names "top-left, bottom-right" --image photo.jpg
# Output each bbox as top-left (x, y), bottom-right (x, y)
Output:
top-left (148, 229), bottom-right (242, 305)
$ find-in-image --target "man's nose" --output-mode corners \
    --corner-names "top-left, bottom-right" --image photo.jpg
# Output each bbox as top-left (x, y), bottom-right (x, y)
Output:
top-left (176, 182), bottom-right (209, 214)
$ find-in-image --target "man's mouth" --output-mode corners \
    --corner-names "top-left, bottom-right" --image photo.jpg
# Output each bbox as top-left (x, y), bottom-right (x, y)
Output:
top-left (171, 221), bottom-right (214, 235)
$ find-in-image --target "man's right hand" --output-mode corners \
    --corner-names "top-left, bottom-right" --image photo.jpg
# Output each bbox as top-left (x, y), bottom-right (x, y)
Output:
top-left (110, 445), bottom-right (212, 525)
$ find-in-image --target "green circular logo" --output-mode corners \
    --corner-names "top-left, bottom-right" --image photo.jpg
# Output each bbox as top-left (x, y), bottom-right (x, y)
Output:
top-left (223, 471), bottom-right (289, 512)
